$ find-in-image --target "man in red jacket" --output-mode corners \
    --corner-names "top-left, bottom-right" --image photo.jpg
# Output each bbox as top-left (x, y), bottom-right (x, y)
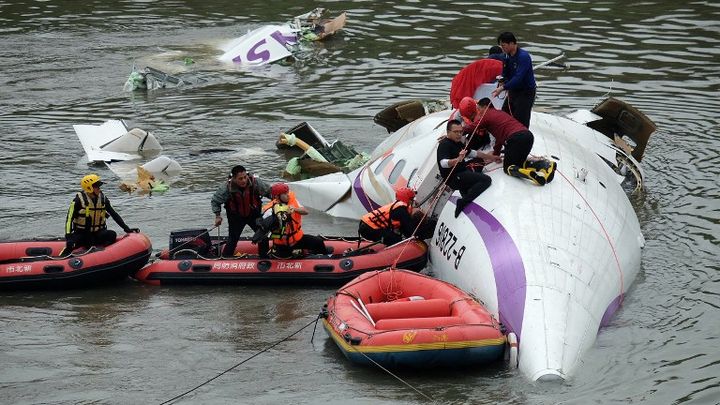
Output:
top-left (462, 97), bottom-right (556, 185)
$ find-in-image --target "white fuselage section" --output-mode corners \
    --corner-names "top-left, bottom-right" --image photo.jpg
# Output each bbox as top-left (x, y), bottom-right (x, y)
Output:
top-left (290, 108), bottom-right (645, 380)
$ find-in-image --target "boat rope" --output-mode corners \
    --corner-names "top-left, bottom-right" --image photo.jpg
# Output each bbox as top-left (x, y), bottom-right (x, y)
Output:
top-left (157, 316), bottom-right (319, 405)
top-left (556, 169), bottom-right (625, 307)
top-left (346, 345), bottom-right (435, 403)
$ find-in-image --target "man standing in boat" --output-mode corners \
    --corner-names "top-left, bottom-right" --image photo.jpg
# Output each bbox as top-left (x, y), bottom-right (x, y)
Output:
top-left (211, 165), bottom-right (271, 258)
top-left (437, 120), bottom-right (497, 218)
top-left (491, 31), bottom-right (537, 128)
top-left (261, 182), bottom-right (327, 258)
top-left (61, 174), bottom-right (138, 256)
top-left (358, 187), bottom-right (417, 246)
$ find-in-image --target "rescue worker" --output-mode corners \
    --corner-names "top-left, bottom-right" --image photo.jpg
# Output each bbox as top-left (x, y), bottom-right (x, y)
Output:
top-left (437, 119), bottom-right (498, 218)
top-left (473, 97), bottom-right (556, 185)
top-left (358, 187), bottom-right (416, 246)
top-left (211, 165), bottom-right (271, 258)
top-left (61, 174), bottom-right (138, 256)
top-left (261, 183), bottom-right (327, 258)
top-left (491, 31), bottom-right (537, 128)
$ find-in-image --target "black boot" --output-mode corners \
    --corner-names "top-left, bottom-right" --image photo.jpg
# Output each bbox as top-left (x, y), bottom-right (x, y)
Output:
top-left (454, 199), bottom-right (467, 218)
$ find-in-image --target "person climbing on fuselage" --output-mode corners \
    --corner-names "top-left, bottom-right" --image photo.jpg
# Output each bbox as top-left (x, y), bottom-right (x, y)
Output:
top-left (61, 174), bottom-right (138, 256)
top-left (359, 187), bottom-right (416, 246)
top-left (472, 97), bottom-right (556, 185)
top-left (261, 183), bottom-right (327, 258)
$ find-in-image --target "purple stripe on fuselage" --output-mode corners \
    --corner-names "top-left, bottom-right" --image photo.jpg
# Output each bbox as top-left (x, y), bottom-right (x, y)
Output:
top-left (353, 168), bottom-right (380, 212)
top-left (600, 294), bottom-right (624, 328)
top-left (449, 196), bottom-right (526, 338)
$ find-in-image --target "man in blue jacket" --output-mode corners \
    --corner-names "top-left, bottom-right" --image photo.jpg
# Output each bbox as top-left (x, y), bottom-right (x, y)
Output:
top-left (491, 32), bottom-right (537, 128)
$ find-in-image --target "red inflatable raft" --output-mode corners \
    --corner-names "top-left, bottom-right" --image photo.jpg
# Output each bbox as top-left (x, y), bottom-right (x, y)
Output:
top-left (134, 236), bottom-right (428, 286)
top-left (322, 269), bottom-right (506, 368)
top-left (0, 233), bottom-right (152, 290)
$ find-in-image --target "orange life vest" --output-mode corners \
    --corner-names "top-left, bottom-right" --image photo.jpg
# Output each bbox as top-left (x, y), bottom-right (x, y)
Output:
top-left (360, 201), bottom-right (411, 231)
top-left (261, 192), bottom-right (304, 246)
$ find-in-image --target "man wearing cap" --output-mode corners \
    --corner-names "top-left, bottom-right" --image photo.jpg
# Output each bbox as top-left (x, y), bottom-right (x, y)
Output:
top-left (61, 174), bottom-right (138, 256)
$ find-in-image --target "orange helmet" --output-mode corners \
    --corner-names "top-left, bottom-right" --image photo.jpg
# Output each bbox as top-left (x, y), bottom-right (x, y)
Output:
top-left (395, 187), bottom-right (416, 204)
top-left (459, 96), bottom-right (478, 119)
top-left (270, 182), bottom-right (289, 197)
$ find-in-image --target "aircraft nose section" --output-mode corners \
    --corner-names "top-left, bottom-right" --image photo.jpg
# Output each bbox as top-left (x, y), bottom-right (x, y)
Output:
top-left (532, 369), bottom-right (567, 382)
top-left (516, 285), bottom-right (602, 382)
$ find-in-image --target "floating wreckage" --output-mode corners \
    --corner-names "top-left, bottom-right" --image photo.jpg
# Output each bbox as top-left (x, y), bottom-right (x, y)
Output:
top-left (73, 119), bottom-right (182, 193)
top-left (123, 65), bottom-right (202, 92)
top-left (276, 122), bottom-right (369, 180)
top-left (218, 8), bottom-right (347, 66)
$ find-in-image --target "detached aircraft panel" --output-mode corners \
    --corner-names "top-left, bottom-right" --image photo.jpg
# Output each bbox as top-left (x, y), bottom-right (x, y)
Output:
top-left (290, 172), bottom-right (351, 212)
top-left (219, 25), bottom-right (296, 65)
top-left (74, 120), bottom-right (130, 162)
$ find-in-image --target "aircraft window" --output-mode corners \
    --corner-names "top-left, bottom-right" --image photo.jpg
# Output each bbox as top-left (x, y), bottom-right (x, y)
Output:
top-left (374, 154), bottom-right (394, 175)
top-left (388, 159), bottom-right (406, 183)
top-left (407, 168), bottom-right (417, 186)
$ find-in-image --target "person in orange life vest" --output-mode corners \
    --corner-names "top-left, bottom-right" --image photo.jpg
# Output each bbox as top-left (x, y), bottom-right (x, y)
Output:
top-left (211, 165), bottom-right (271, 257)
top-left (261, 183), bottom-right (327, 258)
top-left (449, 45), bottom-right (505, 109)
top-left (358, 187), bottom-right (416, 246)
top-left (61, 174), bottom-right (138, 256)
top-left (437, 119), bottom-right (499, 218)
top-left (474, 97), bottom-right (556, 186)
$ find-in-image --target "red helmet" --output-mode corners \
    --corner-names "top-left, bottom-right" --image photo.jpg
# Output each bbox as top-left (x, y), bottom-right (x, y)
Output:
top-left (459, 97), bottom-right (478, 119)
top-left (271, 182), bottom-right (289, 197)
top-left (395, 187), bottom-right (416, 204)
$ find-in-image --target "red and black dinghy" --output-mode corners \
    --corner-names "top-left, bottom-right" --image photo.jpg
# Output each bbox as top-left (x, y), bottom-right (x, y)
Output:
top-left (322, 269), bottom-right (506, 369)
top-left (0, 233), bottom-right (152, 290)
top-left (133, 231), bottom-right (428, 285)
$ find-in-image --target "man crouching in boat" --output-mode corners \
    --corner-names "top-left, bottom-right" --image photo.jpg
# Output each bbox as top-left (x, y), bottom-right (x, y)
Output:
top-left (261, 183), bottom-right (328, 258)
top-left (61, 174), bottom-right (138, 256)
top-left (358, 187), bottom-right (416, 246)
top-left (211, 165), bottom-right (271, 258)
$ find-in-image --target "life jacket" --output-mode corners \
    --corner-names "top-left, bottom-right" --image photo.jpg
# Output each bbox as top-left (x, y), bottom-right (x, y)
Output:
top-left (225, 176), bottom-right (261, 217)
top-left (261, 192), bottom-right (304, 246)
top-left (360, 201), bottom-right (411, 231)
top-left (72, 191), bottom-right (107, 232)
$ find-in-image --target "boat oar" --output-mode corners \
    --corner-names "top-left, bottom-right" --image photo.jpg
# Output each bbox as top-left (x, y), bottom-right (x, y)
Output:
top-left (534, 53), bottom-right (567, 70)
top-left (350, 299), bottom-right (375, 327)
top-left (356, 297), bottom-right (375, 326)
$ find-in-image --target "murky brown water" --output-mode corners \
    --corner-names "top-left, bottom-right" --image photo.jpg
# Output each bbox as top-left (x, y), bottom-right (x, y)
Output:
top-left (1, 1), bottom-right (718, 404)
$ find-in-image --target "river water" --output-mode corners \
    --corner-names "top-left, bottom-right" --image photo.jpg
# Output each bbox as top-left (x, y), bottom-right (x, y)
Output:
top-left (0, 1), bottom-right (718, 404)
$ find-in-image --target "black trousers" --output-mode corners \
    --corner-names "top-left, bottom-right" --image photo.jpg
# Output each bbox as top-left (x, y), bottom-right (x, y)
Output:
top-left (223, 212), bottom-right (269, 258)
top-left (503, 130), bottom-right (534, 171)
top-left (274, 234), bottom-right (328, 257)
top-left (63, 229), bottom-right (117, 255)
top-left (358, 222), bottom-right (403, 246)
top-left (503, 88), bottom-right (536, 128)
top-left (448, 171), bottom-right (492, 205)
